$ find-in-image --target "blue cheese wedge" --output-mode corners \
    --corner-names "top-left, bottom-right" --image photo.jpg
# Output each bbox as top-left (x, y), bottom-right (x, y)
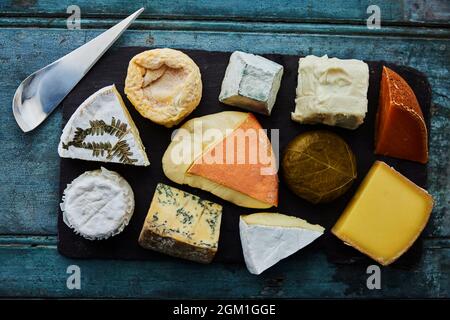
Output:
top-left (292, 55), bottom-right (369, 129)
top-left (60, 167), bottom-right (135, 240)
top-left (219, 51), bottom-right (283, 115)
top-left (240, 212), bottom-right (324, 275)
top-left (58, 84), bottom-right (150, 166)
top-left (139, 183), bottom-right (223, 263)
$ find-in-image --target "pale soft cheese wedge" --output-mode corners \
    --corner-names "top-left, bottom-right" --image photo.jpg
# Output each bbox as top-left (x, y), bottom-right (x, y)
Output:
top-left (292, 55), bottom-right (369, 129)
top-left (219, 51), bottom-right (283, 115)
top-left (162, 111), bottom-right (278, 208)
top-left (58, 85), bottom-right (149, 166)
top-left (239, 213), bottom-right (324, 275)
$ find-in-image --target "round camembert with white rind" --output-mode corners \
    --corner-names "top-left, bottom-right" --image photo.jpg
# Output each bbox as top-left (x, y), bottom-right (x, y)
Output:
top-left (60, 167), bottom-right (135, 240)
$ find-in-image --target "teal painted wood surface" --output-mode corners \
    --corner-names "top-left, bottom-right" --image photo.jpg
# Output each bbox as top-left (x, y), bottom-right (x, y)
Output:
top-left (0, 2), bottom-right (449, 298)
top-left (1, 0), bottom-right (449, 25)
top-left (0, 237), bottom-right (448, 298)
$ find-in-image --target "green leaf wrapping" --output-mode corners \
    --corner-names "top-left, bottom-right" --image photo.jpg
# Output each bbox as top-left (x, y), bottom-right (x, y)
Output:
top-left (282, 131), bottom-right (357, 204)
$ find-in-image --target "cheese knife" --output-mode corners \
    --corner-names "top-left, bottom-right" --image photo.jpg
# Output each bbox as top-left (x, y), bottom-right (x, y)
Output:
top-left (12, 8), bottom-right (144, 132)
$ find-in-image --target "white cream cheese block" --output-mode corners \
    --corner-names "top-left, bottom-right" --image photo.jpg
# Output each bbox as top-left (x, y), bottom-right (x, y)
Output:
top-left (58, 84), bottom-right (150, 166)
top-left (292, 55), bottom-right (369, 129)
top-left (60, 167), bottom-right (135, 240)
top-left (219, 51), bottom-right (283, 115)
top-left (239, 212), bottom-right (324, 275)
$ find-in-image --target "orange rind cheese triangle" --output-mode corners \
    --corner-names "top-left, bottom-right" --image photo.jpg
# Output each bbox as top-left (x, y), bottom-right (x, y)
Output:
top-left (162, 111), bottom-right (278, 208)
top-left (187, 113), bottom-right (278, 206)
top-left (375, 66), bottom-right (428, 163)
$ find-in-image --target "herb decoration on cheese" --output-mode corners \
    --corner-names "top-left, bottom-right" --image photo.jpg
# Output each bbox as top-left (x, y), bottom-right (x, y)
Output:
top-left (58, 85), bottom-right (149, 166)
top-left (291, 55), bottom-right (369, 129)
top-left (162, 111), bottom-right (278, 208)
top-left (332, 161), bottom-right (433, 266)
top-left (125, 48), bottom-right (202, 128)
top-left (139, 183), bottom-right (223, 264)
top-left (60, 167), bottom-right (135, 240)
top-left (375, 66), bottom-right (428, 163)
top-left (240, 212), bottom-right (324, 275)
top-left (219, 51), bottom-right (284, 115)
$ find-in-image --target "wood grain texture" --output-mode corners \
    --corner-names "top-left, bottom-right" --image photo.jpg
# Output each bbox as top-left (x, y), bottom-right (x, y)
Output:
top-left (0, 28), bottom-right (448, 237)
top-left (0, 237), bottom-right (448, 298)
top-left (1, 18), bottom-right (450, 38)
top-left (1, 0), bottom-right (449, 25)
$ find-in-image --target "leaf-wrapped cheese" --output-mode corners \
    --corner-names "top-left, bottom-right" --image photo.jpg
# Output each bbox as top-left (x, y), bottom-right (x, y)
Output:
top-left (282, 131), bottom-right (357, 204)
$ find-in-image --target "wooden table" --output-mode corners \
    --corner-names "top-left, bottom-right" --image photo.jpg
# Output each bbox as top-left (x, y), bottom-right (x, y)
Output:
top-left (0, 1), bottom-right (448, 298)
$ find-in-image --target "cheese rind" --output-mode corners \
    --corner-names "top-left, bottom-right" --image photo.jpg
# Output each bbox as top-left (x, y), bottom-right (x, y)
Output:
top-left (375, 66), bottom-right (428, 163)
top-left (240, 213), bottom-right (324, 275)
top-left (187, 113), bottom-right (278, 206)
top-left (125, 48), bottom-right (202, 128)
top-left (138, 183), bottom-right (223, 264)
top-left (58, 85), bottom-right (149, 166)
top-left (332, 161), bottom-right (433, 266)
top-left (60, 167), bottom-right (135, 240)
top-left (291, 55), bottom-right (369, 129)
top-left (162, 111), bottom-right (278, 208)
top-left (219, 51), bottom-right (283, 115)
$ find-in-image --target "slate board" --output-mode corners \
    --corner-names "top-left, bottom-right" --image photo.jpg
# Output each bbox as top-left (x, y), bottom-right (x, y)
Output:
top-left (58, 47), bottom-right (431, 269)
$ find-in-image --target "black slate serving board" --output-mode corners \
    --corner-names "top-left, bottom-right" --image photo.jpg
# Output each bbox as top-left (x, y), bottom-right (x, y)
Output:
top-left (58, 47), bottom-right (431, 268)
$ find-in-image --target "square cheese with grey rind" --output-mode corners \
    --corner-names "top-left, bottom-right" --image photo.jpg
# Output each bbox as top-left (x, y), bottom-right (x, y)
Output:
top-left (219, 51), bottom-right (283, 115)
top-left (240, 212), bottom-right (324, 275)
top-left (58, 84), bottom-right (149, 166)
top-left (139, 183), bottom-right (223, 264)
top-left (292, 55), bottom-right (369, 129)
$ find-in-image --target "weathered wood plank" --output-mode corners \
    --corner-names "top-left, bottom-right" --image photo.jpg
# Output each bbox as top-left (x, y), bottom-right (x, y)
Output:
top-left (1, 0), bottom-right (449, 25)
top-left (1, 17), bottom-right (450, 39)
top-left (0, 28), bottom-right (448, 236)
top-left (0, 238), bottom-right (447, 298)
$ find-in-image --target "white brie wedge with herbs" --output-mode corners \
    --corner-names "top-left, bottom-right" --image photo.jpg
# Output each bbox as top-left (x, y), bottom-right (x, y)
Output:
top-left (239, 212), bottom-right (324, 275)
top-left (58, 85), bottom-right (149, 166)
top-left (60, 167), bottom-right (135, 240)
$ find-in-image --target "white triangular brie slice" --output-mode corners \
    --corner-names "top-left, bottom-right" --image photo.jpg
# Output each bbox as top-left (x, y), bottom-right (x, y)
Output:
top-left (239, 212), bottom-right (324, 275)
top-left (58, 85), bottom-right (149, 166)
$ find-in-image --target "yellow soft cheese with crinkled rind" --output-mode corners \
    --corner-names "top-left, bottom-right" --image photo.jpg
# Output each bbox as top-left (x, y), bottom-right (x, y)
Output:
top-left (125, 48), bottom-right (202, 128)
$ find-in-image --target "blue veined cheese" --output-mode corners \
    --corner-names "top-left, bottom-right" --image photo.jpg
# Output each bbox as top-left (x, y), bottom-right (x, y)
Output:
top-left (60, 167), bottom-right (135, 240)
top-left (58, 85), bottom-right (150, 166)
top-left (292, 55), bottom-right (369, 130)
top-left (139, 183), bottom-right (223, 263)
top-left (239, 212), bottom-right (324, 275)
top-left (219, 51), bottom-right (284, 115)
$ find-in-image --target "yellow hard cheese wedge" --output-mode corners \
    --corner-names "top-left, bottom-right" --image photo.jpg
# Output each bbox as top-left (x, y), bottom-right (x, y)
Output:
top-left (332, 161), bottom-right (433, 266)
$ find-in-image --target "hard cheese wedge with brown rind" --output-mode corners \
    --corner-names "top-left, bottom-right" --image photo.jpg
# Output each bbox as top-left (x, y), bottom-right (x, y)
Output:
top-left (332, 161), bottom-right (433, 266)
top-left (375, 66), bottom-right (428, 163)
top-left (139, 183), bottom-right (222, 264)
top-left (162, 111), bottom-right (278, 208)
